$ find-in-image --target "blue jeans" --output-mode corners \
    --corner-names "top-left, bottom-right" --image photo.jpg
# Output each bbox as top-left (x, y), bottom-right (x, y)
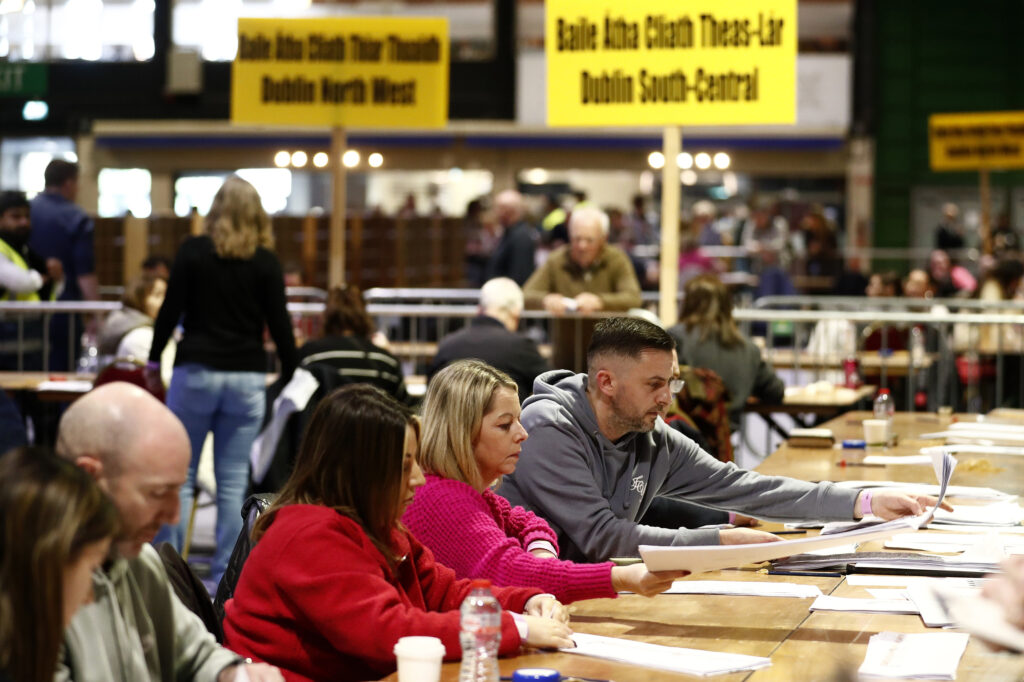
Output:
top-left (163, 363), bottom-right (265, 588)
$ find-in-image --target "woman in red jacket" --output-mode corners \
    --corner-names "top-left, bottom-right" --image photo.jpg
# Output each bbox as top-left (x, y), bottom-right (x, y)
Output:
top-left (223, 384), bottom-right (573, 682)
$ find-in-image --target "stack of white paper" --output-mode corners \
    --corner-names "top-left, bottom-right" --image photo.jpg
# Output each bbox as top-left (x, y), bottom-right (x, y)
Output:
top-left (846, 575), bottom-right (988, 589)
top-left (922, 443), bottom-right (1024, 457)
top-left (931, 501), bottom-right (1024, 527)
top-left (656, 580), bottom-right (821, 598)
top-left (562, 632), bottom-right (771, 676)
top-left (885, 532), bottom-right (1024, 553)
top-left (858, 632), bottom-right (969, 680)
top-left (772, 550), bottom-right (1001, 576)
top-left (809, 595), bottom-right (919, 615)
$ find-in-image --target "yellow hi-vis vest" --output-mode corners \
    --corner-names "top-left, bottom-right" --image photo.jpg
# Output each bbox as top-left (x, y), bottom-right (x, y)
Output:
top-left (0, 238), bottom-right (52, 302)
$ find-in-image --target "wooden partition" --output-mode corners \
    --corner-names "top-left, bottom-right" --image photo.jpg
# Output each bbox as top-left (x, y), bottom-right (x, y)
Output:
top-left (92, 213), bottom-right (467, 290)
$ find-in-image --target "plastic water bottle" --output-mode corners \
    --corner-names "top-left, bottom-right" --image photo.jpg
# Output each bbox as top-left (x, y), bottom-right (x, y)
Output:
top-left (873, 388), bottom-right (894, 421)
top-left (910, 326), bottom-right (926, 367)
top-left (459, 579), bottom-right (501, 682)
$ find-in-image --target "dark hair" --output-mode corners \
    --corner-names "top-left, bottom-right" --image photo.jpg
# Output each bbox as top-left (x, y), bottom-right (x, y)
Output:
top-left (587, 317), bottom-right (674, 370)
top-left (323, 285), bottom-right (374, 338)
top-left (0, 447), bottom-right (118, 682)
top-left (141, 255), bottom-right (172, 273)
top-left (679, 274), bottom-right (743, 348)
top-left (252, 385), bottom-right (417, 563)
top-left (990, 258), bottom-right (1024, 298)
top-left (0, 191), bottom-right (29, 216)
top-left (121, 272), bottom-right (162, 313)
top-left (871, 271), bottom-right (902, 296)
top-left (43, 160), bottom-right (79, 189)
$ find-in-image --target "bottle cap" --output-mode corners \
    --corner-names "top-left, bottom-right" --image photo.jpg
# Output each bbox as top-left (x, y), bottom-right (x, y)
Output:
top-left (878, 388), bottom-right (890, 396)
top-left (470, 579), bottom-right (492, 589)
top-left (512, 669), bottom-right (560, 682)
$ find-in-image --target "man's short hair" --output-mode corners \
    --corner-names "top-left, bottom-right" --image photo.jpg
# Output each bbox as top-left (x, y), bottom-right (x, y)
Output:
top-left (587, 316), bottom-right (674, 370)
top-left (44, 160), bottom-right (79, 188)
top-left (480, 277), bottom-right (523, 314)
top-left (141, 255), bottom-right (172, 272)
top-left (569, 206), bottom-right (609, 237)
top-left (0, 190), bottom-right (29, 216)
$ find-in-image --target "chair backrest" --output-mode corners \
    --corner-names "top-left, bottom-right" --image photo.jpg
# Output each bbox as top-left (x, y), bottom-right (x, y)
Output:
top-left (94, 358), bottom-right (166, 402)
top-left (157, 542), bottom-right (224, 643)
top-left (213, 493), bottom-right (275, 625)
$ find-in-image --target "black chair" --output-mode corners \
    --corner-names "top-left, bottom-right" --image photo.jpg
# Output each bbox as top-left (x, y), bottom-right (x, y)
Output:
top-left (157, 542), bottom-right (224, 643)
top-left (213, 493), bottom-right (275, 625)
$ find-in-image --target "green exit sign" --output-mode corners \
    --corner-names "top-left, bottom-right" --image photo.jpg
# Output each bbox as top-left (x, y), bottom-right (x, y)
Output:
top-left (0, 63), bottom-right (48, 97)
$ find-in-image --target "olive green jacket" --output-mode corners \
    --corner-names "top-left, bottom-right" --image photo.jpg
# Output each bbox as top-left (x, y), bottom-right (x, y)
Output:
top-left (523, 245), bottom-right (642, 311)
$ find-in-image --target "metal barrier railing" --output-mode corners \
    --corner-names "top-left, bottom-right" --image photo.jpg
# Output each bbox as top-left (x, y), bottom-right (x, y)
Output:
top-left (3, 299), bottom-right (1021, 413)
top-left (753, 295), bottom-right (1024, 312)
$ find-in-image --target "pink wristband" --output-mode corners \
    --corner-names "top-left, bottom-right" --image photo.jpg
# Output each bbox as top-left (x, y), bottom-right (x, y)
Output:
top-left (728, 512), bottom-right (737, 524)
top-left (860, 491), bottom-right (873, 517)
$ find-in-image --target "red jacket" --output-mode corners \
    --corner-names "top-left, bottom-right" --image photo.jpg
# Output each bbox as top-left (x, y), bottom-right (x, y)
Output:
top-left (223, 504), bottom-right (541, 682)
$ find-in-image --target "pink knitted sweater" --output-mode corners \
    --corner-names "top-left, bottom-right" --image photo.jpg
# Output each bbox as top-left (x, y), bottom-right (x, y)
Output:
top-left (403, 474), bottom-right (616, 603)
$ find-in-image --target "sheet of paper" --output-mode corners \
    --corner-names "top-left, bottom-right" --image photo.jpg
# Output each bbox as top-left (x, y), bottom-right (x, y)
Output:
top-left (36, 380), bottom-right (93, 393)
top-left (834, 478), bottom-right (1015, 501)
top-left (809, 595), bottom-right (919, 615)
top-left (938, 587), bottom-right (1024, 653)
top-left (885, 531), bottom-right (1024, 553)
top-left (921, 429), bottom-right (1024, 445)
top-left (923, 443), bottom-right (1024, 457)
top-left (562, 632), bottom-right (771, 676)
top-left (866, 588), bottom-right (909, 599)
top-left (858, 631), bottom-right (969, 680)
top-left (249, 367), bottom-right (319, 484)
top-left (949, 422), bottom-right (1024, 433)
top-left (641, 516), bottom-right (923, 573)
top-left (906, 583), bottom-right (980, 628)
top-left (846, 575), bottom-right (989, 588)
top-left (931, 501), bottom-right (1024, 527)
top-left (656, 580), bottom-right (821, 598)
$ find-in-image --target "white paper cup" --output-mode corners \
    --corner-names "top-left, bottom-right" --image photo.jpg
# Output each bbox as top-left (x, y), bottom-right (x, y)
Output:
top-left (863, 419), bottom-right (889, 447)
top-left (394, 636), bottom-right (445, 682)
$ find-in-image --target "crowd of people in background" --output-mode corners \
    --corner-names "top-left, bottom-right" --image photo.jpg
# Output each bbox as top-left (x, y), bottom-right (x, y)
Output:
top-left (6, 162), bottom-right (1024, 681)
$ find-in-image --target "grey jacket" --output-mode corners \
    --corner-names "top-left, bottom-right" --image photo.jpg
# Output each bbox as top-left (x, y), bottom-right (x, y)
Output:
top-left (498, 370), bottom-right (860, 562)
top-left (57, 544), bottom-right (239, 682)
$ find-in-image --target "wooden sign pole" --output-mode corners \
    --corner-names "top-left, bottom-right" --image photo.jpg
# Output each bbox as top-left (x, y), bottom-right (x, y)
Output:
top-left (329, 126), bottom-right (347, 287)
top-left (979, 168), bottom-right (992, 256)
top-left (659, 126), bottom-right (682, 326)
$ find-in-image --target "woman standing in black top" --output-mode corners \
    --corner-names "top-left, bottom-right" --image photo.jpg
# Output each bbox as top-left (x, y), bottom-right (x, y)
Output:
top-left (146, 175), bottom-right (296, 588)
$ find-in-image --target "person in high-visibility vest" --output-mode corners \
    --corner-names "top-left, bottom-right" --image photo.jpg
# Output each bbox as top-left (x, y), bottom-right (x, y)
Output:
top-left (0, 190), bottom-right (63, 370)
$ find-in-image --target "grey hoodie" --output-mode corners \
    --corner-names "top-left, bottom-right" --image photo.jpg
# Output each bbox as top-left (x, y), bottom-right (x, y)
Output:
top-left (499, 370), bottom-right (860, 562)
top-left (97, 307), bottom-right (152, 357)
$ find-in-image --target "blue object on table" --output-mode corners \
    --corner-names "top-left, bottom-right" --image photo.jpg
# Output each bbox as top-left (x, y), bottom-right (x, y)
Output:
top-left (842, 439), bottom-right (866, 449)
top-left (512, 669), bottom-right (561, 682)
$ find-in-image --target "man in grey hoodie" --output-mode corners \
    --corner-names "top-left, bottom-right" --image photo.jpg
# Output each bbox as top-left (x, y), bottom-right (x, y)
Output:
top-left (499, 317), bottom-right (946, 563)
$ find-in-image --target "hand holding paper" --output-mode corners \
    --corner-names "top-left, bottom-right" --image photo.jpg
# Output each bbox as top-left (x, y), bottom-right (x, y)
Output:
top-left (862, 489), bottom-right (953, 520)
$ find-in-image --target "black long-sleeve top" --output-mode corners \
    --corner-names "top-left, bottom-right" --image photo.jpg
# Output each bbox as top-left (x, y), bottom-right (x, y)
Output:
top-left (149, 235), bottom-right (297, 378)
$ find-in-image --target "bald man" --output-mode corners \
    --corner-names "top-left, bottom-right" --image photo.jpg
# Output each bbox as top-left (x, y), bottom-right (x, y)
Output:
top-left (485, 189), bottom-right (537, 286)
top-left (56, 382), bottom-right (282, 682)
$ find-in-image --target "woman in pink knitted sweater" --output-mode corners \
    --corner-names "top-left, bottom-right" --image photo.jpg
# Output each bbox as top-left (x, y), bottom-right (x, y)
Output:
top-left (403, 360), bottom-right (685, 604)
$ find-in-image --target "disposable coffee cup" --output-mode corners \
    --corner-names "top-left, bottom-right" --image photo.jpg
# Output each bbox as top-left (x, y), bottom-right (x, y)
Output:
top-left (863, 419), bottom-right (889, 447)
top-left (393, 636), bottom-right (445, 682)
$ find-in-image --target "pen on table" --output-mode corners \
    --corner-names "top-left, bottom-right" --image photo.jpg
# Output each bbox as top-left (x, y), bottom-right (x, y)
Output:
top-left (837, 459), bottom-right (885, 468)
top-left (767, 570), bottom-right (843, 577)
top-left (770, 530), bottom-right (808, 535)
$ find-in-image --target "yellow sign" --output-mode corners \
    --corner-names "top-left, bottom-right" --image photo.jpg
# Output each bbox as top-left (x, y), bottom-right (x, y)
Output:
top-left (232, 17), bottom-right (449, 128)
top-left (929, 111), bottom-right (1024, 171)
top-left (546, 0), bottom-right (796, 127)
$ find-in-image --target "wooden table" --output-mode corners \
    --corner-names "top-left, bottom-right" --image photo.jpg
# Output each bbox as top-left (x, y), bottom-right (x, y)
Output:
top-left (765, 349), bottom-right (935, 379)
top-left (0, 371), bottom-right (94, 401)
top-left (383, 411), bottom-right (1024, 681)
top-left (745, 384), bottom-right (876, 437)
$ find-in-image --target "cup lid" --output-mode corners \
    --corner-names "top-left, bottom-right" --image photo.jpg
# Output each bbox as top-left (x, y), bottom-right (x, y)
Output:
top-left (393, 636), bottom-right (445, 656)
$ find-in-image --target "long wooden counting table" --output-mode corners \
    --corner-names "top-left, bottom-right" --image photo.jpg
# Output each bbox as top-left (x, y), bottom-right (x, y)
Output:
top-left (384, 411), bottom-right (1024, 681)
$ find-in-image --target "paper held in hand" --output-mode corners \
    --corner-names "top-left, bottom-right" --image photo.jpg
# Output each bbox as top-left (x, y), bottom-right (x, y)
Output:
top-left (639, 451), bottom-right (956, 574)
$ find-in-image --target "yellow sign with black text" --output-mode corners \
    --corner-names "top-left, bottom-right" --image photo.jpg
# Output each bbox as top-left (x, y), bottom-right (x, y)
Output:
top-left (929, 111), bottom-right (1024, 171)
top-left (231, 17), bottom-right (449, 127)
top-left (546, 0), bottom-right (796, 127)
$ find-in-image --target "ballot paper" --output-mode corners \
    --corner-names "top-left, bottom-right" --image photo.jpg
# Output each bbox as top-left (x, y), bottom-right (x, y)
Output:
top-left (640, 451), bottom-right (957, 574)
top-left (937, 586), bottom-right (1024, 652)
top-left (846, 575), bottom-right (989, 589)
top-left (905, 582), bottom-right (982, 628)
top-left (834, 479), bottom-right (1015, 501)
top-left (772, 550), bottom-right (1000, 576)
top-left (930, 501), bottom-right (1024, 527)
top-left (863, 454), bottom-right (934, 465)
top-left (922, 443), bottom-right (1024, 457)
top-left (562, 632), bottom-right (771, 676)
top-left (921, 429), bottom-right (1024, 445)
top-left (809, 595), bottom-right (920, 615)
top-left (656, 580), bottom-right (822, 598)
top-left (36, 380), bottom-right (93, 393)
top-left (858, 631), bottom-right (969, 680)
top-left (884, 532), bottom-right (1024, 553)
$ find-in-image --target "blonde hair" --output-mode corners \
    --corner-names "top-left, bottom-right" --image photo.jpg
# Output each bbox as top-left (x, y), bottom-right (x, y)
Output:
top-left (679, 274), bottom-right (743, 348)
top-left (206, 175), bottom-right (274, 259)
top-left (419, 360), bottom-right (517, 490)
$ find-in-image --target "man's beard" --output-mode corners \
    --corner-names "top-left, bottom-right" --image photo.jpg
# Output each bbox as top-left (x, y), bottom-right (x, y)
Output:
top-left (608, 395), bottom-right (657, 435)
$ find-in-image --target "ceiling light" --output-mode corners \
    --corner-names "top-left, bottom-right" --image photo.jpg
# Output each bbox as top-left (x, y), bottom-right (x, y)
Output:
top-left (368, 152), bottom-right (383, 168)
top-left (312, 152), bottom-right (329, 168)
top-left (290, 151), bottom-right (307, 168)
top-left (713, 152), bottom-right (730, 170)
top-left (695, 152), bottom-right (712, 170)
top-left (342, 149), bottom-right (360, 168)
top-left (274, 151), bottom-right (290, 168)
top-left (647, 151), bottom-right (665, 170)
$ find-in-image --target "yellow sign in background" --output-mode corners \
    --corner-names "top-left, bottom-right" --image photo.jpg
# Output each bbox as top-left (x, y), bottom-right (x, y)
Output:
top-left (546, 0), bottom-right (796, 127)
top-left (231, 17), bottom-right (449, 128)
top-left (929, 111), bottom-right (1024, 171)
